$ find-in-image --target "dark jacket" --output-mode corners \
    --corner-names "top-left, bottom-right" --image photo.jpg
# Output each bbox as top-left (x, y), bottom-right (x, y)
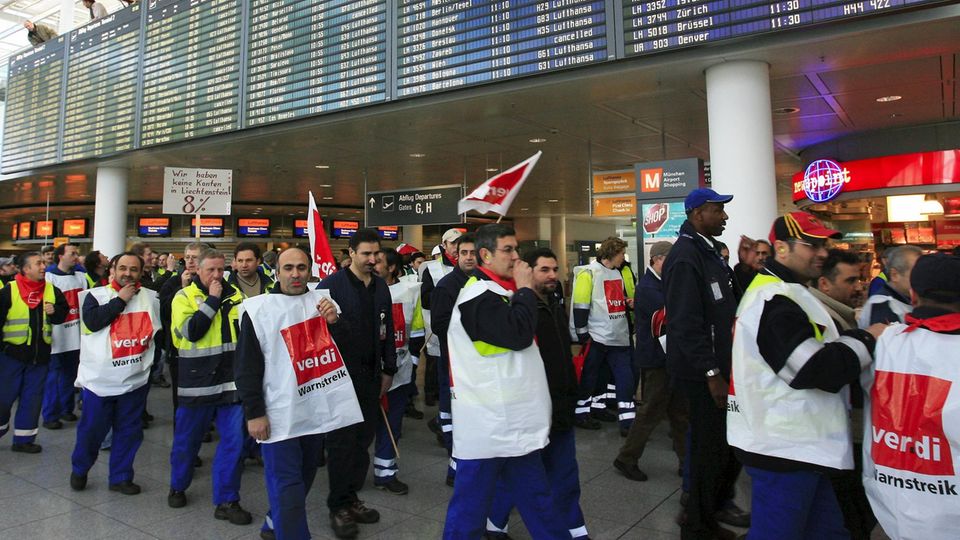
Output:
top-left (420, 252), bottom-right (456, 311)
top-left (430, 266), bottom-right (469, 361)
top-left (534, 289), bottom-right (578, 433)
top-left (459, 268), bottom-right (538, 352)
top-left (226, 268), bottom-right (272, 296)
top-left (27, 23), bottom-right (57, 46)
top-left (733, 262), bottom-right (756, 292)
top-left (634, 268), bottom-right (666, 369)
top-left (319, 268), bottom-right (398, 382)
top-left (158, 272), bottom-right (185, 354)
top-left (868, 281), bottom-right (911, 325)
top-left (662, 220), bottom-right (741, 381)
top-left (0, 281), bottom-right (69, 364)
top-left (735, 259), bottom-right (876, 472)
top-left (235, 288), bottom-right (283, 420)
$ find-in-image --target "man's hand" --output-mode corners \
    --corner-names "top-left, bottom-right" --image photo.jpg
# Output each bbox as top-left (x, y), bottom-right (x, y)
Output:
top-left (43, 302), bottom-right (55, 315)
top-left (706, 374), bottom-right (728, 409)
top-left (513, 260), bottom-right (533, 290)
top-left (117, 284), bottom-right (137, 302)
top-left (180, 271), bottom-right (192, 287)
top-left (866, 322), bottom-right (889, 340)
top-left (317, 298), bottom-right (338, 324)
top-left (247, 416), bottom-right (270, 441)
top-left (208, 279), bottom-right (222, 299)
top-left (166, 257), bottom-right (178, 272)
top-left (380, 373), bottom-right (393, 398)
top-left (626, 297), bottom-right (635, 309)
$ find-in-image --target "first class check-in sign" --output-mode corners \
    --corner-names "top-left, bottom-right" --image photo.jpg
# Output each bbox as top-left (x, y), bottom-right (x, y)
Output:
top-left (162, 167), bottom-right (233, 215)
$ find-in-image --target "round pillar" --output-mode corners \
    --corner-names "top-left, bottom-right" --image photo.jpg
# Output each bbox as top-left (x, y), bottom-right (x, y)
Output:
top-left (705, 60), bottom-right (779, 260)
top-left (93, 167), bottom-right (128, 257)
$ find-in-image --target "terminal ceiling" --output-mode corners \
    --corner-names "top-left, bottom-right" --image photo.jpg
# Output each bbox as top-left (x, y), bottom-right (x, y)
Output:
top-left (1, 5), bottom-right (957, 220)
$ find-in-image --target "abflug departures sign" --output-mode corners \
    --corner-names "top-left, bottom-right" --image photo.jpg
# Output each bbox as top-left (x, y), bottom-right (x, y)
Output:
top-left (365, 184), bottom-right (465, 227)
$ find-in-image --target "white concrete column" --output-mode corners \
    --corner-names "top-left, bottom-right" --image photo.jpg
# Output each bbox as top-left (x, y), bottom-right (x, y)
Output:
top-left (402, 225), bottom-right (423, 251)
top-left (58, 0), bottom-right (76, 34)
top-left (705, 61), bottom-right (779, 262)
top-left (93, 167), bottom-right (128, 257)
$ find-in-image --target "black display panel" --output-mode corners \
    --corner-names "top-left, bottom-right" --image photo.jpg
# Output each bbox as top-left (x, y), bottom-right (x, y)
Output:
top-left (61, 7), bottom-right (141, 161)
top-left (245, 0), bottom-right (388, 127)
top-left (622, 0), bottom-right (948, 56)
top-left (140, 0), bottom-right (242, 146)
top-left (1, 38), bottom-right (66, 172)
top-left (396, 0), bottom-right (609, 97)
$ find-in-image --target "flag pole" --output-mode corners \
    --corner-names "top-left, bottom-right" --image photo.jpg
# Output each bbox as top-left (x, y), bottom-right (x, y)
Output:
top-left (380, 405), bottom-right (400, 458)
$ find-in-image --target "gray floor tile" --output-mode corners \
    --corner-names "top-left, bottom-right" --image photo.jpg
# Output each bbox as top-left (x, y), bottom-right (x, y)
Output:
top-left (0, 507), bottom-right (134, 540)
top-left (0, 489), bottom-right (81, 529)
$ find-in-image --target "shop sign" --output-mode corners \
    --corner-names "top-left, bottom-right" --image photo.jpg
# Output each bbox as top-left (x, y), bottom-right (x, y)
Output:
top-left (802, 159), bottom-right (850, 202)
top-left (635, 158), bottom-right (705, 201)
top-left (793, 150), bottom-right (960, 203)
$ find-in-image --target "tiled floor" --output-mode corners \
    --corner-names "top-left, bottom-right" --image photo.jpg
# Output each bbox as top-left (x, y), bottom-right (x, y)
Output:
top-left (0, 386), bottom-right (750, 539)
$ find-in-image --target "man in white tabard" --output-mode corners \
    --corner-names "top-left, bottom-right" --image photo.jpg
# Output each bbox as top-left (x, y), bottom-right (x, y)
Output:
top-left (42, 242), bottom-right (87, 429)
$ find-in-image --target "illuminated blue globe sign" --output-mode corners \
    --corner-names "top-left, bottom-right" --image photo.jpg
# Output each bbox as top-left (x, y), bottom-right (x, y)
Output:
top-left (802, 159), bottom-right (851, 202)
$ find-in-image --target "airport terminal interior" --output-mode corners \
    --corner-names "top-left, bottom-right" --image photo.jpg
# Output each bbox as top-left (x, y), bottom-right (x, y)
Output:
top-left (0, 0), bottom-right (956, 537)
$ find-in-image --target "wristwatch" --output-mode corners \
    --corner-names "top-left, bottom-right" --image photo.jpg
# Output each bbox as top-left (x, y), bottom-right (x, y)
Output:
top-left (704, 368), bottom-right (721, 378)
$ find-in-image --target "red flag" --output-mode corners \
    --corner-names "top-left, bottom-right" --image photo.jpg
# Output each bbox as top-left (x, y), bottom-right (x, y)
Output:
top-left (308, 191), bottom-right (337, 279)
top-left (458, 151), bottom-right (541, 216)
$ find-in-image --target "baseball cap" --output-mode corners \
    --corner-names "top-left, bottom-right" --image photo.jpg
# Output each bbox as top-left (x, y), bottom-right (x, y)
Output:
top-left (649, 241), bottom-right (673, 259)
top-left (910, 254), bottom-right (960, 303)
top-left (396, 243), bottom-right (420, 256)
top-left (441, 228), bottom-right (463, 244)
top-left (684, 188), bottom-right (734, 212)
top-left (0, 256), bottom-right (13, 266)
top-left (769, 212), bottom-right (841, 244)
top-left (431, 245), bottom-right (441, 256)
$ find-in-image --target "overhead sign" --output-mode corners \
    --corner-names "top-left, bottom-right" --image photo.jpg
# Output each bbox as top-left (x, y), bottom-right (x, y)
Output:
top-left (62, 219), bottom-right (88, 237)
top-left (792, 150), bottom-right (960, 203)
top-left (190, 217), bottom-right (224, 237)
top-left (293, 219), bottom-right (309, 238)
top-left (593, 196), bottom-right (636, 217)
top-left (237, 218), bottom-right (271, 237)
top-left (593, 170), bottom-right (635, 194)
top-left (36, 220), bottom-right (55, 237)
top-left (366, 184), bottom-right (463, 227)
top-left (138, 217), bottom-right (170, 237)
top-left (635, 158), bottom-right (705, 201)
top-left (802, 159), bottom-right (850, 202)
top-left (18, 222), bottom-right (32, 240)
top-left (378, 226), bottom-right (399, 240)
top-left (163, 167), bottom-right (233, 215)
top-left (331, 220), bottom-right (360, 238)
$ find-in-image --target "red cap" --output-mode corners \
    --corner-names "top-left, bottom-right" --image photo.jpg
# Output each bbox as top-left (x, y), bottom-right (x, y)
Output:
top-left (769, 212), bottom-right (841, 244)
top-left (396, 243), bottom-right (419, 256)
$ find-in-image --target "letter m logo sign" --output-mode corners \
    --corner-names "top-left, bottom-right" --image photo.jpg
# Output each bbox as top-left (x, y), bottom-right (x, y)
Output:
top-left (640, 168), bottom-right (663, 193)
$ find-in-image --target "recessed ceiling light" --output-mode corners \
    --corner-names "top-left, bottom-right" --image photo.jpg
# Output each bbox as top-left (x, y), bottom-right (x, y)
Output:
top-left (889, 113), bottom-right (903, 118)
top-left (486, 167), bottom-right (499, 172)
top-left (319, 184), bottom-right (332, 188)
top-left (520, 207), bottom-right (529, 211)
top-left (322, 196), bottom-right (333, 200)
top-left (315, 165), bottom-right (330, 169)
top-left (529, 138), bottom-right (547, 143)
top-left (409, 153), bottom-right (426, 158)
top-left (875, 95), bottom-right (902, 102)
top-left (547, 199), bottom-right (559, 203)
top-left (773, 106), bottom-right (800, 115)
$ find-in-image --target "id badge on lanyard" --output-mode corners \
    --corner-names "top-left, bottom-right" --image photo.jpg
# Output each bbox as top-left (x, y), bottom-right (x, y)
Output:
top-left (379, 311), bottom-right (387, 341)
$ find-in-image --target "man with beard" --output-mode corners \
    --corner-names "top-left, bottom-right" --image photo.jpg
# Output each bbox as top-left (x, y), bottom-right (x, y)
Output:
top-left (428, 233), bottom-right (477, 486)
top-left (727, 212), bottom-right (885, 538)
top-left (70, 252), bottom-right (159, 494)
top-left (235, 247), bottom-right (343, 540)
top-left (0, 252), bottom-right (68, 453)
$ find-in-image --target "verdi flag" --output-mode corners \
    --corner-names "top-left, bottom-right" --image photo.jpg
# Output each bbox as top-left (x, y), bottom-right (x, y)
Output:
top-left (458, 151), bottom-right (541, 216)
top-left (308, 191), bottom-right (337, 278)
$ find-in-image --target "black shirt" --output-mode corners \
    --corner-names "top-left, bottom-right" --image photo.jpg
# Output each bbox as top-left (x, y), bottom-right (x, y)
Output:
top-left (344, 268), bottom-right (376, 369)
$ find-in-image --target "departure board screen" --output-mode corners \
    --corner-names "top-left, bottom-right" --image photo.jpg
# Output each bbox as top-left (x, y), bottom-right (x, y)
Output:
top-left (245, 0), bottom-right (388, 127)
top-left (623, 0), bottom-right (948, 56)
top-left (2, 38), bottom-right (66, 172)
top-left (140, 0), bottom-right (242, 146)
top-left (396, 0), bottom-right (609, 97)
top-left (62, 7), bottom-right (141, 161)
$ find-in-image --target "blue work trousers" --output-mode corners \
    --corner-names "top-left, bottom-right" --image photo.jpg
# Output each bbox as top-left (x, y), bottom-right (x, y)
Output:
top-left (71, 384), bottom-right (148, 484)
top-left (374, 386), bottom-right (409, 485)
top-left (170, 403), bottom-right (244, 505)
top-left (443, 450), bottom-right (568, 540)
top-left (576, 343), bottom-right (636, 429)
top-left (42, 350), bottom-right (79, 422)
top-left (260, 434), bottom-right (325, 540)
top-left (0, 353), bottom-right (48, 444)
top-left (487, 429), bottom-right (588, 539)
top-left (746, 466), bottom-right (850, 540)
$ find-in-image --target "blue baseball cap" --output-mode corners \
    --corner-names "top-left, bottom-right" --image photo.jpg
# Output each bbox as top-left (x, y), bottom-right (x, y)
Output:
top-left (684, 188), bottom-right (734, 212)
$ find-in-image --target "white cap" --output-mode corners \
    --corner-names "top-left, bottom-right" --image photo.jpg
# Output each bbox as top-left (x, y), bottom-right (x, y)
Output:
top-left (431, 245), bottom-right (441, 256)
top-left (441, 228), bottom-right (463, 244)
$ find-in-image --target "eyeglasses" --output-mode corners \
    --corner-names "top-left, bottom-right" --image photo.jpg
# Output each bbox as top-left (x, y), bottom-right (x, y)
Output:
top-left (792, 239), bottom-right (827, 251)
top-left (495, 246), bottom-right (520, 256)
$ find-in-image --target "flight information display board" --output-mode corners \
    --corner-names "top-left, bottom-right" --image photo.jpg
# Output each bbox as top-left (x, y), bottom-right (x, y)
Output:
top-left (396, 0), bottom-right (609, 97)
top-left (245, 0), bottom-right (388, 127)
top-left (62, 7), bottom-right (141, 161)
top-left (1, 38), bottom-right (66, 171)
top-left (140, 0), bottom-right (242, 146)
top-left (623, 0), bottom-right (948, 56)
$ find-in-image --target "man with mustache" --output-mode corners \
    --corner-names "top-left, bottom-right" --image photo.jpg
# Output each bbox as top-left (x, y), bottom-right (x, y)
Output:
top-left (70, 252), bottom-right (159, 494)
top-left (727, 212), bottom-right (886, 538)
top-left (318, 228), bottom-right (397, 539)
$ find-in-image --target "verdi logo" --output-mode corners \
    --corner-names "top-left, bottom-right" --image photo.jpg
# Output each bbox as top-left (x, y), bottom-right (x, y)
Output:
top-left (871, 371), bottom-right (954, 476)
top-left (280, 317), bottom-right (344, 386)
top-left (603, 280), bottom-right (626, 314)
top-left (109, 311), bottom-right (153, 359)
